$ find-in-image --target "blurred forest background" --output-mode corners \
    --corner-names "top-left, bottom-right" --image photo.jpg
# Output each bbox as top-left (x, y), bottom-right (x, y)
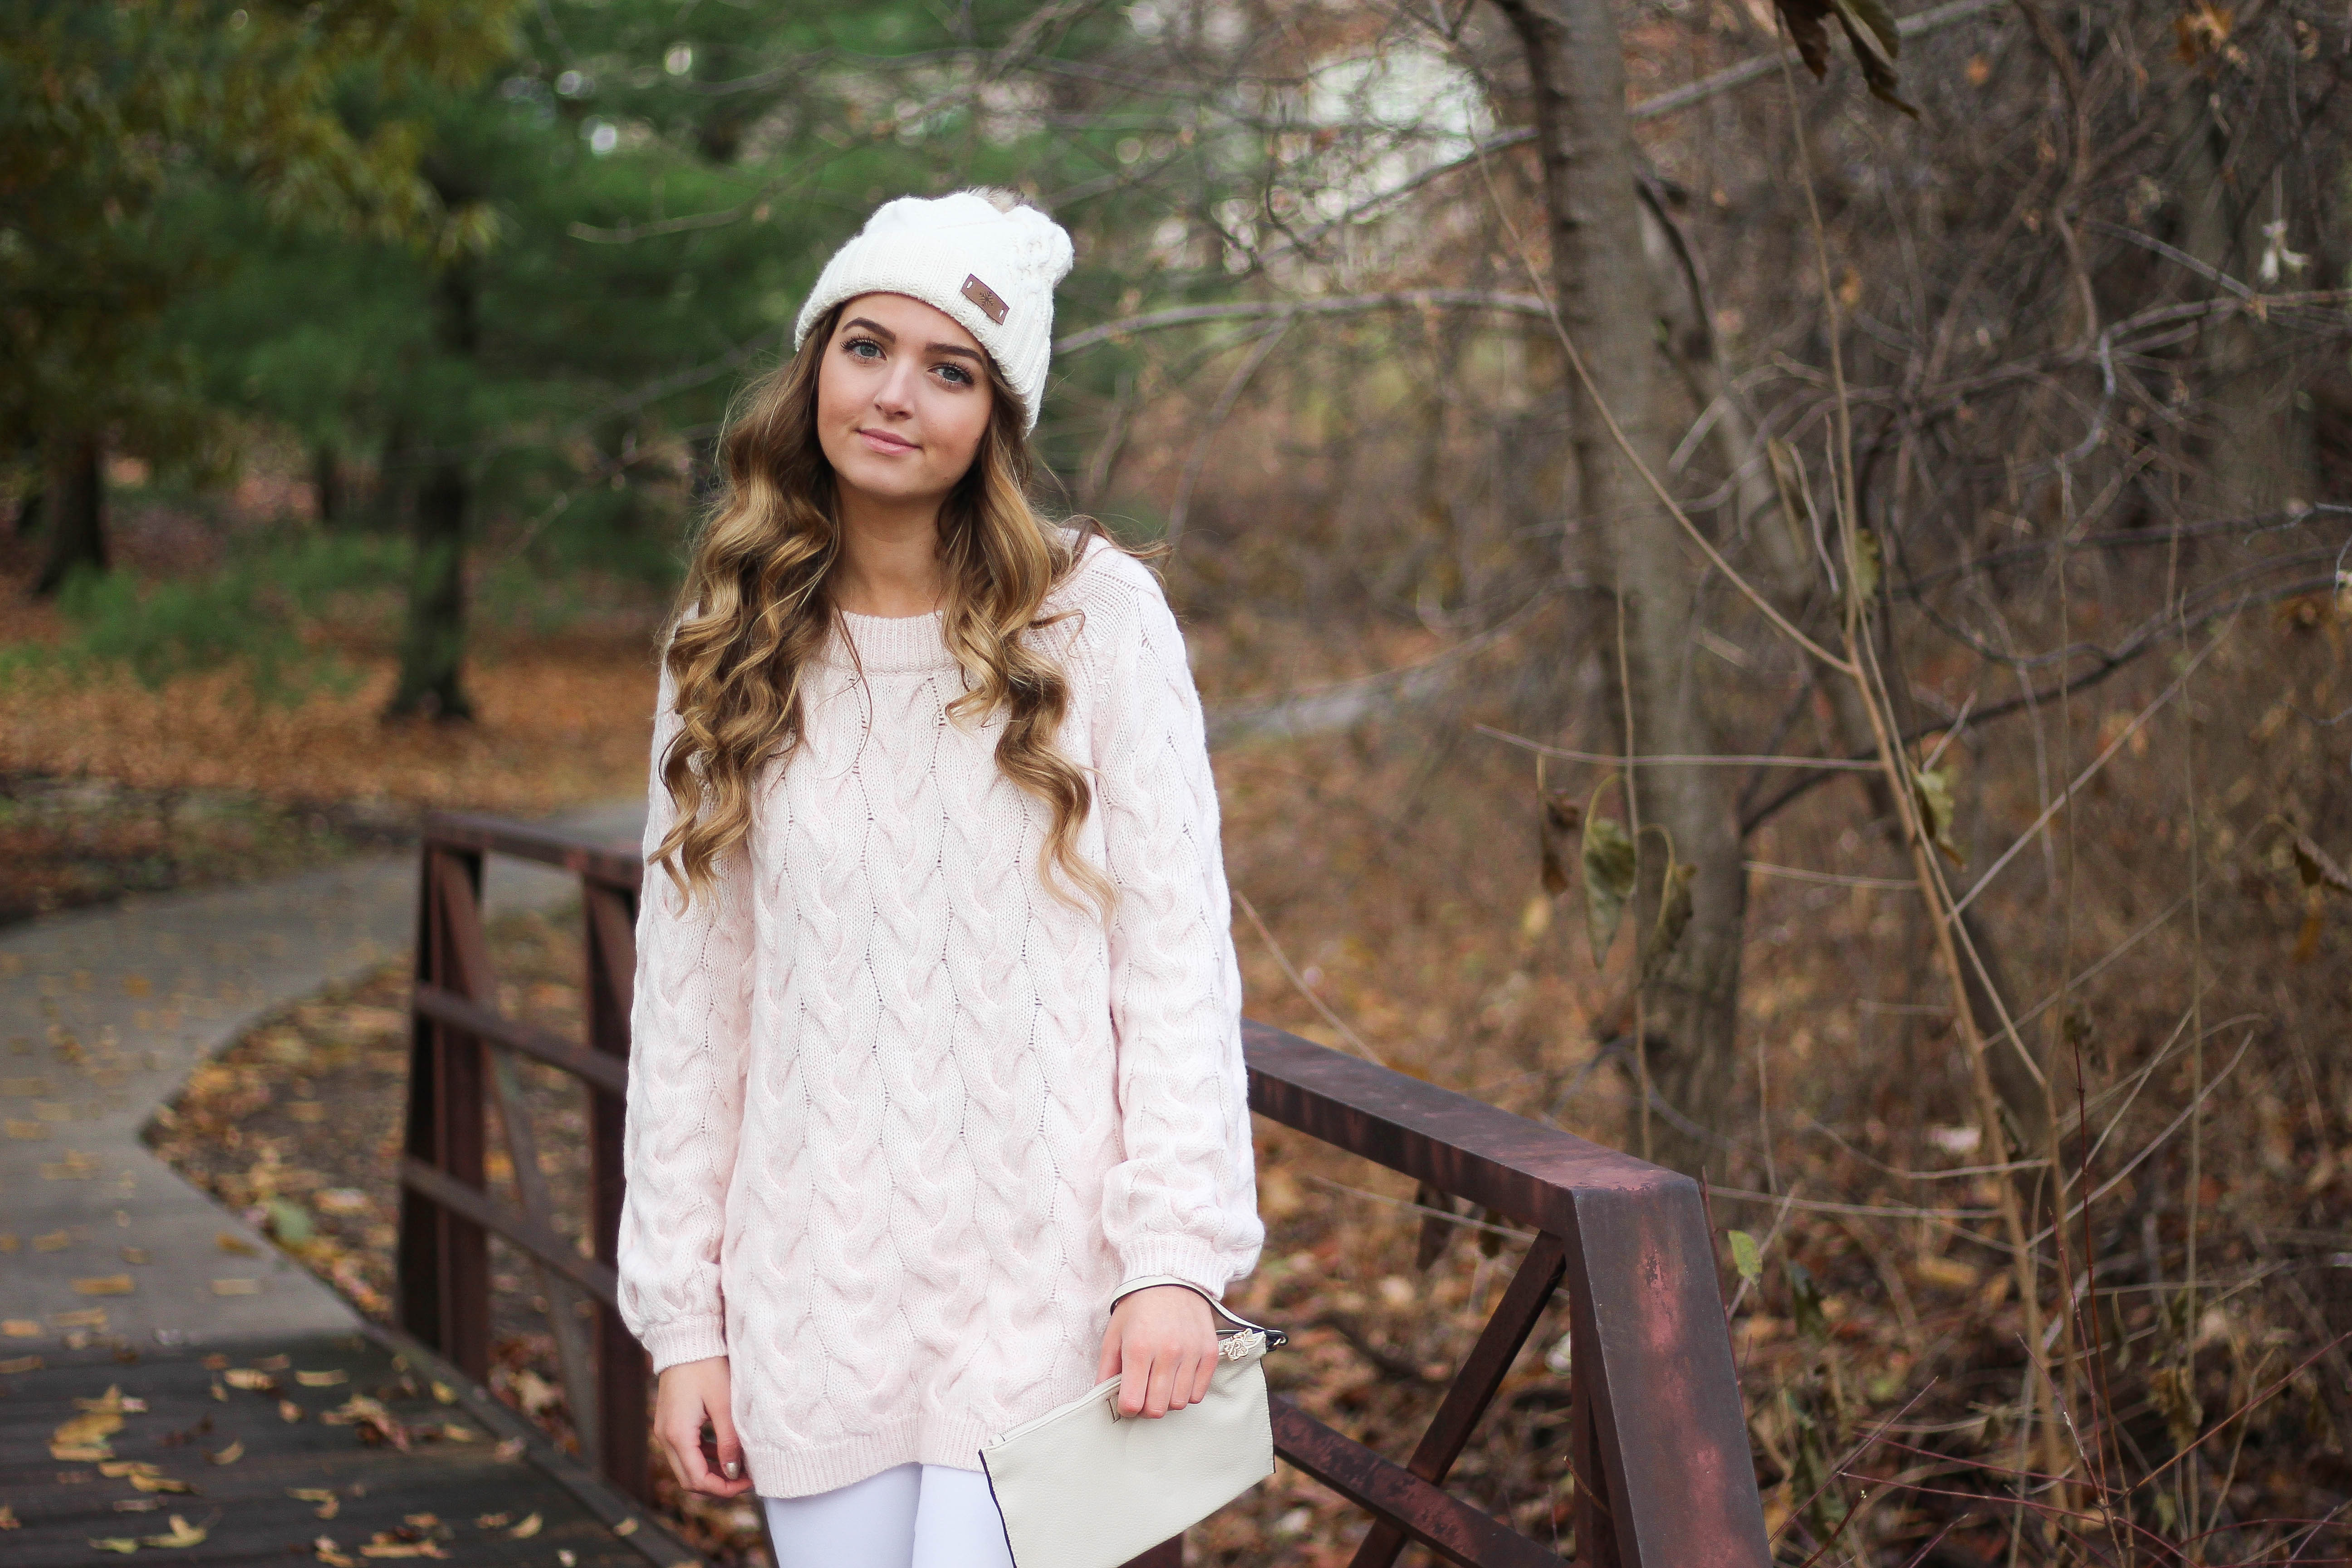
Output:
top-left (10, 0), bottom-right (2352, 1564)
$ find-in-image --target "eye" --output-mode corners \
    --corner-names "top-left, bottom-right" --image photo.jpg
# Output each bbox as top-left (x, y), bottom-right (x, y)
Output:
top-left (844, 336), bottom-right (883, 360)
top-left (937, 362), bottom-right (974, 387)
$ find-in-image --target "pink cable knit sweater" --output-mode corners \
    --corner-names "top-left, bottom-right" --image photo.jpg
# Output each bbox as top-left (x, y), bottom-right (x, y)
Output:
top-left (616, 535), bottom-right (1264, 1498)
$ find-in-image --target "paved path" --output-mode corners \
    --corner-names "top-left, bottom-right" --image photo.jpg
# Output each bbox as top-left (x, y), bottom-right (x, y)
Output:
top-left (0, 800), bottom-right (647, 1352)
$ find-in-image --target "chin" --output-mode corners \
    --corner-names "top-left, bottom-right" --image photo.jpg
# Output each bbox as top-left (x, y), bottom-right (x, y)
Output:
top-left (833, 462), bottom-right (938, 507)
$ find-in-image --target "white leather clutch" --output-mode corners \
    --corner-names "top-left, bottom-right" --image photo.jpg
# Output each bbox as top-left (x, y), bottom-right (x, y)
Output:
top-left (977, 1278), bottom-right (1287, 1568)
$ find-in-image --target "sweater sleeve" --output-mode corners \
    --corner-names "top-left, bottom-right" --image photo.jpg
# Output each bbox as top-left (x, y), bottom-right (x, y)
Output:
top-left (616, 651), bottom-right (757, 1373)
top-left (1085, 563), bottom-right (1266, 1303)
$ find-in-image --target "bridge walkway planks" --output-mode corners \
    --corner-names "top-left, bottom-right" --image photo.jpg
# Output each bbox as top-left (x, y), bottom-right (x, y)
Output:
top-left (0, 1328), bottom-right (699, 1568)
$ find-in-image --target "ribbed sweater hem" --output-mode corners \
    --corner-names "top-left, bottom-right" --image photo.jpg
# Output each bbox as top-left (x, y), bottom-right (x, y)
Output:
top-left (1116, 1237), bottom-right (1230, 1302)
top-left (641, 1317), bottom-right (729, 1375)
top-left (745, 1413), bottom-right (1004, 1499)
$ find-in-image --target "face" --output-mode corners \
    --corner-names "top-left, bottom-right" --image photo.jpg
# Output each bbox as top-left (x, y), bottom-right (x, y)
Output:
top-left (814, 291), bottom-right (996, 513)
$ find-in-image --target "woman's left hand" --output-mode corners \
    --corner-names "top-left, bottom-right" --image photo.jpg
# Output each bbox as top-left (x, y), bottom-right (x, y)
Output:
top-left (1097, 1284), bottom-right (1218, 1418)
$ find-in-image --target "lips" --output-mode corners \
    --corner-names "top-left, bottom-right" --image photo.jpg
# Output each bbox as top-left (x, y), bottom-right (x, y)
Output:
top-left (857, 427), bottom-right (917, 453)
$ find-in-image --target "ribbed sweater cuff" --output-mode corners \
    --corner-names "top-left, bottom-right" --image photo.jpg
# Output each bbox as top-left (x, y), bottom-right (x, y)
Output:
top-left (640, 1316), bottom-right (730, 1374)
top-left (1114, 1238), bottom-right (1228, 1303)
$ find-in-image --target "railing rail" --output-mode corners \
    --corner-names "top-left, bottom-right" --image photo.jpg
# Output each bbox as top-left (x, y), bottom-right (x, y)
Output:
top-left (400, 808), bottom-right (1771, 1566)
top-left (398, 811), bottom-right (648, 1499)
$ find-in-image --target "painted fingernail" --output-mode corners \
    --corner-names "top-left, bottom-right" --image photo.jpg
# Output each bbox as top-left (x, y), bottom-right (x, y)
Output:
top-left (722, 1460), bottom-right (740, 1480)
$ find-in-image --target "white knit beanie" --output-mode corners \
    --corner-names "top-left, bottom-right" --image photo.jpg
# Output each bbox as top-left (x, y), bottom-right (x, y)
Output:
top-left (792, 188), bottom-right (1076, 433)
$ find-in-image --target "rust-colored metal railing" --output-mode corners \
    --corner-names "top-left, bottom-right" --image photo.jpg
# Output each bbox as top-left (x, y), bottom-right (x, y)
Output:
top-left (400, 809), bottom-right (1771, 1565)
top-left (398, 811), bottom-right (650, 1500)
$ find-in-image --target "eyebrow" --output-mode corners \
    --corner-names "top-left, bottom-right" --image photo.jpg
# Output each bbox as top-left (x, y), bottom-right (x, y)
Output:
top-left (842, 317), bottom-right (984, 363)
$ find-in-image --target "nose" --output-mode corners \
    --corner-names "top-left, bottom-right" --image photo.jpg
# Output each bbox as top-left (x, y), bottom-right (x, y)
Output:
top-left (873, 356), bottom-right (920, 417)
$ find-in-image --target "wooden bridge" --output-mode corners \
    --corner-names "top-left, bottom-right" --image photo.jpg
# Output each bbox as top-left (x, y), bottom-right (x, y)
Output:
top-left (0, 809), bottom-right (1774, 1566)
top-left (394, 810), bottom-right (1774, 1568)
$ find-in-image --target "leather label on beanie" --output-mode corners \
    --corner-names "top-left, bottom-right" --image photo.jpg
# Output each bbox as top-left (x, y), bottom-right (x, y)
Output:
top-left (960, 272), bottom-right (1009, 325)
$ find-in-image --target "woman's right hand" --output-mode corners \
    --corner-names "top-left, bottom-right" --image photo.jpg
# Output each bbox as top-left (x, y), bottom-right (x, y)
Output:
top-left (654, 1356), bottom-right (754, 1497)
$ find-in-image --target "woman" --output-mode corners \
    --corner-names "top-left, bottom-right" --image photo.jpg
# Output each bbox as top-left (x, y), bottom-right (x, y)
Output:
top-left (615, 188), bottom-right (1265, 1568)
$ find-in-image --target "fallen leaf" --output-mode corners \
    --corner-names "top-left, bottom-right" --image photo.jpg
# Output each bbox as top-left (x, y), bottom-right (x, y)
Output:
top-left (141, 1514), bottom-right (206, 1548)
top-left (0, 1504), bottom-right (18, 1528)
top-left (51, 1308), bottom-right (108, 1328)
top-left (439, 1422), bottom-right (478, 1442)
top-left (223, 1368), bottom-right (276, 1392)
top-left (404, 1514), bottom-right (440, 1529)
top-left (508, 1512), bottom-right (543, 1539)
top-left (128, 1474), bottom-right (196, 1495)
top-left (206, 1440), bottom-right (242, 1465)
top-left (34, 1230), bottom-right (72, 1250)
top-left (323, 1395), bottom-right (406, 1448)
top-left (77, 1385), bottom-right (139, 1413)
top-left (296, 1369), bottom-right (349, 1387)
top-left (289, 1488), bottom-right (342, 1520)
top-left (315, 1536), bottom-right (358, 1567)
top-left (0, 1351), bottom-right (39, 1373)
top-left (3, 1322), bottom-right (40, 1339)
top-left (89, 1536), bottom-right (141, 1553)
top-left (53, 1407), bottom-right (123, 1459)
top-left (112, 1498), bottom-right (165, 1514)
top-left (558, 1552), bottom-right (577, 1567)
top-left (279, 1400), bottom-right (304, 1423)
top-left (208, 1381), bottom-right (226, 1402)
top-left (74, 1275), bottom-right (136, 1296)
top-left (491, 1436), bottom-right (524, 1462)
top-left (613, 1519), bottom-right (638, 1537)
top-left (210, 1279), bottom-right (260, 1296)
top-left (99, 1461), bottom-right (162, 1476)
top-left (359, 1541), bottom-right (447, 1559)
top-left (430, 1380), bottom-right (456, 1404)
top-left (214, 1233), bottom-right (260, 1257)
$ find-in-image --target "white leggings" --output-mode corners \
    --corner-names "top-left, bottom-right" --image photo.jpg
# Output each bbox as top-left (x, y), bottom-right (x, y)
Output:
top-left (762, 1461), bottom-right (1016, 1568)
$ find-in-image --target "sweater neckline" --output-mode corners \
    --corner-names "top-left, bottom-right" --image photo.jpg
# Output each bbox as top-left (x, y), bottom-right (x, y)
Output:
top-left (821, 605), bottom-right (959, 674)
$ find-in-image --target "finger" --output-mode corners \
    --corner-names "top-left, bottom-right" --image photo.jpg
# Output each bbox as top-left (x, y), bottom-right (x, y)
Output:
top-left (1190, 1348), bottom-right (1215, 1406)
top-left (667, 1420), bottom-right (719, 1493)
top-left (1119, 1342), bottom-right (1151, 1416)
top-left (1098, 1326), bottom-right (1121, 1383)
top-left (1144, 1348), bottom-right (1177, 1418)
top-left (709, 1401), bottom-right (748, 1488)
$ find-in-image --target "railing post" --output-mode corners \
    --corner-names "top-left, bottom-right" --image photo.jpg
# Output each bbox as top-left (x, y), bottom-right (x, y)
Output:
top-left (586, 878), bottom-right (651, 1502)
top-left (398, 843), bottom-right (492, 1382)
top-left (397, 843), bottom-right (445, 1351)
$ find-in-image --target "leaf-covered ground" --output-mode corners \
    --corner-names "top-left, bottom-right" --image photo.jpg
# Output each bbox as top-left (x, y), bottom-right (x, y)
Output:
top-left (0, 513), bottom-right (661, 930)
top-left (27, 511), bottom-right (2352, 1565)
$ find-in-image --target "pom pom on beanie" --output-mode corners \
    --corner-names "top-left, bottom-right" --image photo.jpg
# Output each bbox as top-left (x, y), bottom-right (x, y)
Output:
top-left (793, 188), bottom-right (1075, 432)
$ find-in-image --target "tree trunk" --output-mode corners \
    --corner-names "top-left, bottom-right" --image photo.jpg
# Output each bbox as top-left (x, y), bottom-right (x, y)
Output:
top-left (384, 262), bottom-right (479, 722)
top-left (1492, 0), bottom-right (1747, 1176)
top-left (2171, 88), bottom-right (2313, 517)
top-left (312, 441), bottom-right (344, 526)
top-left (1643, 195), bottom-right (2055, 1161)
top-left (387, 459), bottom-right (475, 720)
top-left (34, 433), bottom-right (108, 596)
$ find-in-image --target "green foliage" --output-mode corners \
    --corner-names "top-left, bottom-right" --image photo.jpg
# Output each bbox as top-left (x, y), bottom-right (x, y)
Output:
top-left (0, 0), bottom-right (524, 462)
top-left (1581, 780), bottom-right (1638, 965)
top-left (0, 533), bottom-right (404, 706)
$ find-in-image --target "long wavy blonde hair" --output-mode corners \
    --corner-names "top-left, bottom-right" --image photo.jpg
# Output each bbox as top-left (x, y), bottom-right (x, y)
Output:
top-left (650, 294), bottom-right (1146, 919)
